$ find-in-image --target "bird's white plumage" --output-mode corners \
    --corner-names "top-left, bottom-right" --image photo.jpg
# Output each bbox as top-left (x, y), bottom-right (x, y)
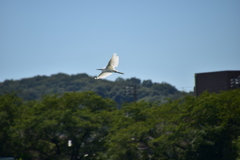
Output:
top-left (95, 53), bottom-right (123, 79)
top-left (95, 72), bottom-right (112, 79)
top-left (107, 53), bottom-right (119, 70)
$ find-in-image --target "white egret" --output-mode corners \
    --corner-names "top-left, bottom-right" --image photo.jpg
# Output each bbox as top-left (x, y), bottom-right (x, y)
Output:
top-left (95, 53), bottom-right (124, 79)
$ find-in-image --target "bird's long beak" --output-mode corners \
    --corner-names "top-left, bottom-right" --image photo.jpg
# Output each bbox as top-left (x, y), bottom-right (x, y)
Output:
top-left (97, 69), bottom-right (103, 70)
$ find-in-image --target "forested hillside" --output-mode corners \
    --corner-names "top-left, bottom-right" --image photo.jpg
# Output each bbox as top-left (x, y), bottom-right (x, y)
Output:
top-left (1, 90), bottom-right (240, 159)
top-left (0, 73), bottom-right (190, 105)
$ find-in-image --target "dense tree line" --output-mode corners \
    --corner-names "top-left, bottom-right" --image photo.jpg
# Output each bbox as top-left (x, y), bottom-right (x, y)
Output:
top-left (0, 73), bottom-right (189, 105)
top-left (0, 89), bottom-right (240, 160)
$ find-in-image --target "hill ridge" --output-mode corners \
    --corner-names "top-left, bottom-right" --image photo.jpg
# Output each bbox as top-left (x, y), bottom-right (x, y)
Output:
top-left (0, 73), bottom-right (189, 104)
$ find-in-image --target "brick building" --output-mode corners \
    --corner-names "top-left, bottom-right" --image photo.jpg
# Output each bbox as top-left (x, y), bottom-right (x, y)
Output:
top-left (195, 70), bottom-right (240, 96)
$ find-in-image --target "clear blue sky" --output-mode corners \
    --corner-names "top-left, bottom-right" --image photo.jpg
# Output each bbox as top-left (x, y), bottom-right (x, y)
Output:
top-left (1, 1), bottom-right (240, 91)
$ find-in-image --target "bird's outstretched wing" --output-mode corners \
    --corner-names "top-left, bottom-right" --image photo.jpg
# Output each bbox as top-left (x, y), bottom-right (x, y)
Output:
top-left (95, 72), bottom-right (112, 79)
top-left (106, 53), bottom-right (119, 70)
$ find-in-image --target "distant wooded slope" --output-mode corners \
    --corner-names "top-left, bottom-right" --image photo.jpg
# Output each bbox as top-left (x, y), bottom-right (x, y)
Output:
top-left (0, 73), bottom-right (190, 104)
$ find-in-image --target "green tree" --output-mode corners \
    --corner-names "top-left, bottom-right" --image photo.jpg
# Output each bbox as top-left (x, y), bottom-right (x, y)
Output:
top-left (105, 101), bottom-right (156, 160)
top-left (9, 91), bottom-right (116, 160)
top-left (0, 93), bottom-right (24, 157)
top-left (149, 90), bottom-right (240, 160)
top-left (103, 89), bottom-right (240, 160)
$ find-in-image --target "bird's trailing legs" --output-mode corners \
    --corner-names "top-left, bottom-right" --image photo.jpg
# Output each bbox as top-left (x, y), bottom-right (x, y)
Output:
top-left (114, 70), bottom-right (124, 74)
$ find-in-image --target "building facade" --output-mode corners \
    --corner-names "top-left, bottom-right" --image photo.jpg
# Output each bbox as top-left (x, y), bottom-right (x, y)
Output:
top-left (195, 70), bottom-right (240, 96)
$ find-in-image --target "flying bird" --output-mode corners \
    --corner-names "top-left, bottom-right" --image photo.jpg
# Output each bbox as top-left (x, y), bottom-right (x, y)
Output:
top-left (95, 53), bottom-right (124, 79)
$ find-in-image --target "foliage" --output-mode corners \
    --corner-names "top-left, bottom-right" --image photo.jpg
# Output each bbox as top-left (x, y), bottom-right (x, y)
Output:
top-left (0, 89), bottom-right (239, 159)
top-left (104, 89), bottom-right (240, 160)
top-left (0, 73), bottom-right (187, 105)
top-left (0, 93), bottom-right (23, 157)
top-left (0, 91), bottom-right (116, 159)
